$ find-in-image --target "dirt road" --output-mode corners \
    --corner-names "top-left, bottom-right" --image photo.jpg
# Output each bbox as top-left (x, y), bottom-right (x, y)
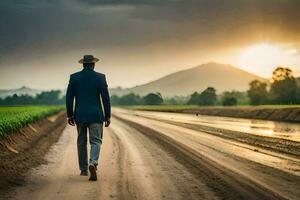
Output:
top-left (5, 108), bottom-right (300, 200)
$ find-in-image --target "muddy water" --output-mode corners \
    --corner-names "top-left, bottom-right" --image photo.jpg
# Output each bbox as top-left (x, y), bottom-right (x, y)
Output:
top-left (130, 110), bottom-right (300, 142)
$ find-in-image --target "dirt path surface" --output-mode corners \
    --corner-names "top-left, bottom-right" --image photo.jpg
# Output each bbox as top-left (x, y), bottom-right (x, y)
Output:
top-left (3, 108), bottom-right (300, 200)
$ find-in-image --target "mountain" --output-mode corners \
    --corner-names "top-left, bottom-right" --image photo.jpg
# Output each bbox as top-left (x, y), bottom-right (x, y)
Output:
top-left (123, 62), bottom-right (267, 97)
top-left (0, 86), bottom-right (42, 99)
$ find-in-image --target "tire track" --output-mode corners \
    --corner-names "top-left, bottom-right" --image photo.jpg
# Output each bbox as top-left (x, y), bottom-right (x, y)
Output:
top-left (113, 114), bottom-right (286, 200)
top-left (110, 117), bottom-right (218, 200)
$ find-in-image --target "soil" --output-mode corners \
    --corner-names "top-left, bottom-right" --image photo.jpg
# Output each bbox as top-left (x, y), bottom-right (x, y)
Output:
top-left (0, 111), bottom-right (67, 194)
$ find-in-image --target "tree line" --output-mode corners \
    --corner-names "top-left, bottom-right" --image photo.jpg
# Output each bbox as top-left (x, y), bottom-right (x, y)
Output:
top-left (111, 93), bottom-right (163, 105)
top-left (248, 67), bottom-right (299, 105)
top-left (186, 88), bottom-right (244, 106)
top-left (0, 90), bottom-right (164, 106)
top-left (186, 67), bottom-right (300, 106)
top-left (1, 66), bottom-right (298, 106)
top-left (0, 90), bottom-right (65, 106)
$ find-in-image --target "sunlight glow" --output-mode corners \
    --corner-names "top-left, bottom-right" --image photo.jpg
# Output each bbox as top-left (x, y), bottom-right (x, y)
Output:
top-left (287, 49), bottom-right (298, 55)
top-left (236, 43), bottom-right (297, 77)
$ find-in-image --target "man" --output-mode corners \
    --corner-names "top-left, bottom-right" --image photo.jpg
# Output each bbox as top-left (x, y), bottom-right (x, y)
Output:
top-left (66, 55), bottom-right (111, 181)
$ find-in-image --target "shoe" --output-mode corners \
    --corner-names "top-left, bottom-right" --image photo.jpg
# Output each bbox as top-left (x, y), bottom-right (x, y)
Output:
top-left (89, 164), bottom-right (97, 181)
top-left (80, 170), bottom-right (88, 176)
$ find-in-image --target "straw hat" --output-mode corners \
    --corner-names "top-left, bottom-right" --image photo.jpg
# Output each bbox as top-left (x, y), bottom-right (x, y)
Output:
top-left (78, 55), bottom-right (99, 64)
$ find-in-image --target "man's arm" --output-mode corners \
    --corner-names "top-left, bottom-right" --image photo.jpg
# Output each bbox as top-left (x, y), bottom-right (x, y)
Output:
top-left (66, 75), bottom-right (75, 126)
top-left (100, 75), bottom-right (111, 126)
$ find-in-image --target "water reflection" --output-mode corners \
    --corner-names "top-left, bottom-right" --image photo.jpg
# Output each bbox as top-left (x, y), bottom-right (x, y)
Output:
top-left (137, 111), bottom-right (300, 142)
top-left (197, 115), bottom-right (300, 141)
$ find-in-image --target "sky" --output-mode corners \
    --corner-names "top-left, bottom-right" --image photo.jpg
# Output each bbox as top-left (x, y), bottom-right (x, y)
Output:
top-left (0, 0), bottom-right (300, 89)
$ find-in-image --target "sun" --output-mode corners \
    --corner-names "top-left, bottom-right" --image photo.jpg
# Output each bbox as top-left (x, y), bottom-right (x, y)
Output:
top-left (241, 43), bottom-right (280, 59)
top-left (236, 43), bottom-right (284, 77)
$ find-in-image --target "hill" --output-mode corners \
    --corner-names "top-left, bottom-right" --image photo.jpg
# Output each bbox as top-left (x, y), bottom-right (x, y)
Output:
top-left (0, 86), bottom-right (42, 99)
top-left (125, 62), bottom-right (266, 97)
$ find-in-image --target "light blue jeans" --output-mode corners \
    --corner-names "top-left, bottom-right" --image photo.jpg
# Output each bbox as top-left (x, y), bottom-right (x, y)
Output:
top-left (76, 123), bottom-right (103, 172)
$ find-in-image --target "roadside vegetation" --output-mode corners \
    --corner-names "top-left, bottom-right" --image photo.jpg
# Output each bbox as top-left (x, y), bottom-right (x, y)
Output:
top-left (0, 106), bottom-right (63, 138)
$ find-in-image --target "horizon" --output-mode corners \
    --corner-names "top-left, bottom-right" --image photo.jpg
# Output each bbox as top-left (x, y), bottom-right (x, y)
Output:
top-left (0, 61), bottom-right (279, 91)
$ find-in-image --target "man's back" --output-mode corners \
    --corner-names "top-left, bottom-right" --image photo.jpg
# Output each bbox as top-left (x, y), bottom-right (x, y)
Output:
top-left (66, 55), bottom-right (111, 181)
top-left (66, 68), bottom-right (111, 123)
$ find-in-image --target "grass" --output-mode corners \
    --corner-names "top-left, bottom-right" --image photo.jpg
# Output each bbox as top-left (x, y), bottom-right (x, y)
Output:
top-left (0, 106), bottom-right (64, 138)
top-left (125, 104), bottom-right (300, 112)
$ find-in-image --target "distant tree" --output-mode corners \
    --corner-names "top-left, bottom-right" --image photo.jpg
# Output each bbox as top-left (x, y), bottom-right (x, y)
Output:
top-left (117, 93), bottom-right (142, 105)
top-left (143, 93), bottom-right (163, 105)
top-left (110, 95), bottom-right (121, 105)
top-left (270, 67), bottom-right (298, 104)
top-left (164, 97), bottom-right (179, 105)
top-left (220, 91), bottom-right (249, 105)
top-left (35, 90), bottom-right (61, 105)
top-left (247, 80), bottom-right (268, 105)
top-left (297, 78), bottom-right (300, 103)
top-left (198, 87), bottom-right (217, 106)
top-left (60, 95), bottom-right (66, 104)
top-left (222, 93), bottom-right (238, 106)
top-left (187, 92), bottom-right (200, 105)
top-left (0, 90), bottom-right (64, 106)
top-left (188, 88), bottom-right (217, 105)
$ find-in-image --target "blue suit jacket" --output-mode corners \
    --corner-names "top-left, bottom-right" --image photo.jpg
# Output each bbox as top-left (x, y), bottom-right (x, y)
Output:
top-left (66, 68), bottom-right (111, 123)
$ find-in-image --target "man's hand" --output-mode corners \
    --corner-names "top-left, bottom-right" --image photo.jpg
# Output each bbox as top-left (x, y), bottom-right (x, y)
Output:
top-left (68, 117), bottom-right (75, 126)
top-left (105, 118), bottom-right (111, 127)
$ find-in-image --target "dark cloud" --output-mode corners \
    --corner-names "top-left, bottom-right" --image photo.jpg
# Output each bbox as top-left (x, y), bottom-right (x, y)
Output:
top-left (78, 0), bottom-right (178, 6)
top-left (0, 0), bottom-right (299, 88)
top-left (131, 0), bottom-right (300, 43)
top-left (1, 0), bottom-right (299, 58)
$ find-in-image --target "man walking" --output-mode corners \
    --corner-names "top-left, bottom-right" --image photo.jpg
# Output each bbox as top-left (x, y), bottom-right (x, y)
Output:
top-left (66, 55), bottom-right (111, 181)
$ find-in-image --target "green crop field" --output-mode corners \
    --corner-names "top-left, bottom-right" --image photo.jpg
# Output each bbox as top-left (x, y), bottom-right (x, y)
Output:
top-left (0, 106), bottom-right (64, 138)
